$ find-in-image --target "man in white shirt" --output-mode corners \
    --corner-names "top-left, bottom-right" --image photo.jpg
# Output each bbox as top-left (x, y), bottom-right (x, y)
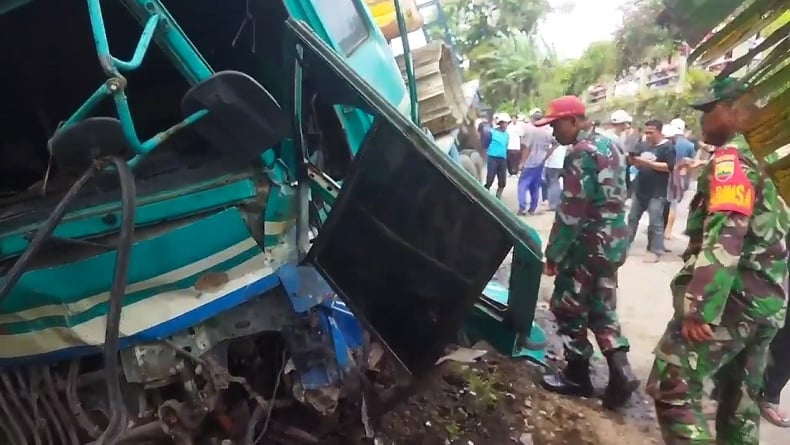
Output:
top-left (517, 109), bottom-right (554, 215)
top-left (506, 114), bottom-right (526, 176)
top-left (603, 110), bottom-right (634, 151)
top-left (542, 143), bottom-right (567, 210)
top-left (602, 110), bottom-right (639, 196)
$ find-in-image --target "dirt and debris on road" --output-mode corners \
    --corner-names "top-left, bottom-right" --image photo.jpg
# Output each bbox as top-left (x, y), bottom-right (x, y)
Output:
top-left (371, 186), bottom-right (786, 445)
top-left (376, 339), bottom-right (661, 445)
top-left (534, 306), bottom-right (661, 439)
top-left (373, 237), bottom-right (663, 445)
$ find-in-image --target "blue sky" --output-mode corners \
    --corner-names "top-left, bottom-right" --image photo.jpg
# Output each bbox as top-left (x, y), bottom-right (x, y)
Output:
top-left (539, 0), bottom-right (630, 60)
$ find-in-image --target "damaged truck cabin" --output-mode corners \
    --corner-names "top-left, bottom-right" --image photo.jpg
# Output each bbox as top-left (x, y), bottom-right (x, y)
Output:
top-left (0, 1), bottom-right (543, 444)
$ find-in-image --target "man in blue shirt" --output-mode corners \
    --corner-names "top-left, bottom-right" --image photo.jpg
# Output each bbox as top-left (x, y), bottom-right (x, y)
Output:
top-left (484, 113), bottom-right (510, 199)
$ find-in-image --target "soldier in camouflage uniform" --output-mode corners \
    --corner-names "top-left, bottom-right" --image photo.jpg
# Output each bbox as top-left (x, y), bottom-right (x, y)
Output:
top-left (646, 77), bottom-right (790, 445)
top-left (534, 96), bottom-right (639, 409)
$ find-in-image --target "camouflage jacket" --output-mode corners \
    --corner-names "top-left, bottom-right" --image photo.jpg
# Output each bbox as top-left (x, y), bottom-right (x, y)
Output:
top-left (673, 135), bottom-right (789, 328)
top-left (545, 129), bottom-right (630, 268)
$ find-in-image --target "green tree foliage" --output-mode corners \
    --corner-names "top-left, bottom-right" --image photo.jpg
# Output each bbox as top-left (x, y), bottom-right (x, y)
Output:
top-left (438, 0), bottom-right (687, 112)
top-left (469, 33), bottom-right (558, 109)
top-left (476, 38), bottom-right (620, 107)
top-left (561, 41), bottom-right (619, 96)
top-left (438, 0), bottom-right (551, 58)
top-left (613, 0), bottom-right (683, 73)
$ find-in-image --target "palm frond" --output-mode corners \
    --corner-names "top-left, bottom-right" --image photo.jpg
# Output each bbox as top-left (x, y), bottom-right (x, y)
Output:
top-left (718, 20), bottom-right (790, 78)
top-left (661, 0), bottom-right (790, 201)
top-left (659, 0), bottom-right (744, 46)
top-left (689, 0), bottom-right (789, 64)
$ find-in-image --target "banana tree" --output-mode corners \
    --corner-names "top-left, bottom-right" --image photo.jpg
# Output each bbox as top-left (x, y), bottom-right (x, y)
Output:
top-left (474, 34), bottom-right (542, 108)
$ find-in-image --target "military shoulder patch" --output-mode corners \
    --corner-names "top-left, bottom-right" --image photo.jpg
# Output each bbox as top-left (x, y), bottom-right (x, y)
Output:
top-left (708, 146), bottom-right (754, 216)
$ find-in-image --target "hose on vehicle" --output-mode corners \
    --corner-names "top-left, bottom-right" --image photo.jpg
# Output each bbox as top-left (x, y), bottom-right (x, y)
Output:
top-left (95, 157), bottom-right (136, 445)
top-left (0, 156), bottom-right (136, 445)
top-left (0, 162), bottom-right (104, 303)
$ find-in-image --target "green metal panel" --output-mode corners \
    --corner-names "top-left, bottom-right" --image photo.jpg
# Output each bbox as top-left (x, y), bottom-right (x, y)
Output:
top-left (0, 177), bottom-right (259, 259)
top-left (0, 207), bottom-right (292, 362)
top-left (288, 18), bottom-right (545, 374)
top-left (1, 208), bottom-right (255, 314)
top-left (283, 0), bottom-right (410, 154)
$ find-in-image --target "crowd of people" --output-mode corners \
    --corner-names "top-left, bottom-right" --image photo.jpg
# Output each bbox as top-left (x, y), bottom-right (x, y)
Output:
top-left (476, 110), bottom-right (563, 214)
top-left (479, 106), bottom-right (721, 263)
top-left (600, 113), bottom-right (706, 263)
top-left (476, 76), bottom-right (790, 443)
top-left (476, 106), bottom-right (710, 247)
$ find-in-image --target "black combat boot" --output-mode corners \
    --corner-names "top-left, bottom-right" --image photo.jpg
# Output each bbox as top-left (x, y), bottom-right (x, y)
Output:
top-left (541, 358), bottom-right (594, 398)
top-left (603, 348), bottom-right (640, 409)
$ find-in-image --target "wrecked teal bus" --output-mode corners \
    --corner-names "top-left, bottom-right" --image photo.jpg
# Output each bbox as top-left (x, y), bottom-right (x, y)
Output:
top-left (0, 1), bottom-right (543, 443)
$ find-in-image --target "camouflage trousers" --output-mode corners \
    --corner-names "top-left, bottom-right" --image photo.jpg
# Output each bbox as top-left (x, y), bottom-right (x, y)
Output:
top-left (646, 317), bottom-right (777, 445)
top-left (550, 263), bottom-right (630, 360)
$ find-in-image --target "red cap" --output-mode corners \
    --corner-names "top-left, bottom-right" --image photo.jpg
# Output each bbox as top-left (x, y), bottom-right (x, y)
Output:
top-left (534, 96), bottom-right (586, 127)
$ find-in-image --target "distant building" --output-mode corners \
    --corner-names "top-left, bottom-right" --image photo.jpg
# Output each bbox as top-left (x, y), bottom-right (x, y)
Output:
top-left (704, 34), bottom-right (764, 75)
top-left (582, 31), bottom-right (763, 107)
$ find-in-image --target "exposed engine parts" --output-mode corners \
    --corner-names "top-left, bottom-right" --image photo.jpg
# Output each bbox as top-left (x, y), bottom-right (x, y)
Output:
top-left (0, 346), bottom-right (329, 445)
top-left (0, 288), bottom-right (385, 445)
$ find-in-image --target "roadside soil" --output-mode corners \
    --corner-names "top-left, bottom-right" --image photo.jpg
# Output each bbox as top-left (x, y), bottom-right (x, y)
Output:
top-left (375, 249), bottom-right (663, 445)
top-left (376, 340), bottom-right (660, 445)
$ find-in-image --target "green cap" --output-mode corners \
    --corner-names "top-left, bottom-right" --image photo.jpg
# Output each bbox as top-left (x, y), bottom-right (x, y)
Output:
top-left (691, 77), bottom-right (748, 111)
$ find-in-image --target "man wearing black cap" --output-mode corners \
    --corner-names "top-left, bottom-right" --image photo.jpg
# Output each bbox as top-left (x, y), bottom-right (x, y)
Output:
top-left (646, 77), bottom-right (790, 444)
